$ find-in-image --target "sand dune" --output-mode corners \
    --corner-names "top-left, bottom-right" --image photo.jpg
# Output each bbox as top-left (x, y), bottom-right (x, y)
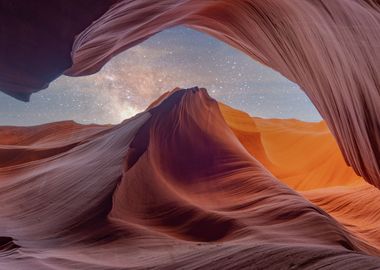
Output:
top-left (1, 88), bottom-right (379, 269)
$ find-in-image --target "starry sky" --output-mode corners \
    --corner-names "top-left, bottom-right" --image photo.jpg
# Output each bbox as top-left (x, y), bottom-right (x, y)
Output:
top-left (0, 27), bottom-right (321, 126)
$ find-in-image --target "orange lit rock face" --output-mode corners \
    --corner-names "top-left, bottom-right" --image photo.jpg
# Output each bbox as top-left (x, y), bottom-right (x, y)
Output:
top-left (219, 103), bottom-right (364, 191)
top-left (1, 88), bottom-right (379, 269)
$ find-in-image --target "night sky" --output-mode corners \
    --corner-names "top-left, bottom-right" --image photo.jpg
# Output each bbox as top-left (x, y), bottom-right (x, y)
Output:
top-left (0, 27), bottom-right (321, 126)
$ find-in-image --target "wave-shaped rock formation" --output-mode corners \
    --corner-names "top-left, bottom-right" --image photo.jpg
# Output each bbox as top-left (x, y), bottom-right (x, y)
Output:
top-left (0, 0), bottom-right (379, 189)
top-left (1, 88), bottom-right (380, 269)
